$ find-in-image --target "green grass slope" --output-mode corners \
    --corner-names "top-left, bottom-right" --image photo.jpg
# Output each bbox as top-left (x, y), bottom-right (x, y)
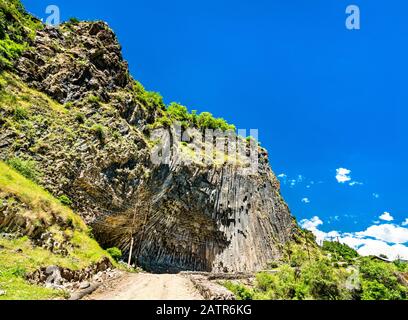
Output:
top-left (0, 161), bottom-right (110, 300)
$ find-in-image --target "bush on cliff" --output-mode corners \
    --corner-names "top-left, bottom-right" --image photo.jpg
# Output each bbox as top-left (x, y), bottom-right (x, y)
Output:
top-left (0, 0), bottom-right (41, 68)
top-left (6, 157), bottom-right (41, 183)
top-left (107, 247), bottom-right (122, 262)
top-left (322, 241), bottom-right (359, 263)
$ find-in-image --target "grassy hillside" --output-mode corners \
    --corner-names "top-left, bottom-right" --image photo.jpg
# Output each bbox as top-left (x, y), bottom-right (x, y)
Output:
top-left (0, 0), bottom-right (42, 68)
top-left (0, 161), bottom-right (110, 300)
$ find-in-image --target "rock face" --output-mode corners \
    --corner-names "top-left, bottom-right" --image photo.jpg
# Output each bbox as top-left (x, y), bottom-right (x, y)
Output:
top-left (1, 20), bottom-right (298, 273)
top-left (15, 22), bottom-right (130, 104)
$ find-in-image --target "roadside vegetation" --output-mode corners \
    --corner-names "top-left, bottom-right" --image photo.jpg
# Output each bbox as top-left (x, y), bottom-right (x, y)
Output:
top-left (223, 238), bottom-right (408, 300)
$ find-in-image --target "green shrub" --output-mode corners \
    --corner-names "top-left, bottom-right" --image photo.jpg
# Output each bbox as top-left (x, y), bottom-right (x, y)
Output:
top-left (64, 102), bottom-right (74, 109)
top-left (75, 112), bottom-right (85, 123)
top-left (196, 112), bottom-right (235, 131)
top-left (90, 124), bottom-right (105, 141)
top-left (106, 247), bottom-right (122, 262)
top-left (322, 241), bottom-right (359, 263)
top-left (301, 260), bottom-right (346, 300)
top-left (284, 242), bottom-right (309, 267)
top-left (358, 258), bottom-right (407, 300)
top-left (58, 195), bottom-right (72, 206)
top-left (132, 81), bottom-right (166, 111)
top-left (6, 157), bottom-right (40, 182)
top-left (68, 17), bottom-right (80, 24)
top-left (11, 266), bottom-right (27, 278)
top-left (223, 281), bottom-right (253, 300)
top-left (87, 95), bottom-right (101, 104)
top-left (66, 217), bottom-right (74, 229)
top-left (150, 104), bottom-right (236, 132)
top-left (167, 102), bottom-right (190, 121)
top-left (13, 106), bottom-right (29, 120)
top-left (394, 260), bottom-right (408, 272)
top-left (255, 272), bottom-right (276, 291)
top-left (0, 0), bottom-right (41, 69)
top-left (145, 91), bottom-right (165, 110)
top-left (251, 259), bottom-right (349, 300)
top-left (0, 77), bottom-right (7, 90)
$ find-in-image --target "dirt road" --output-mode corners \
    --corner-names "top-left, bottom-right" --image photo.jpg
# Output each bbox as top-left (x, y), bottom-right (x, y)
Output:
top-left (88, 273), bottom-right (203, 300)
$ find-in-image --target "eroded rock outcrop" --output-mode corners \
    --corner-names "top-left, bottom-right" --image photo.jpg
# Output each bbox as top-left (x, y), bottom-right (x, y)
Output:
top-left (1, 19), bottom-right (298, 273)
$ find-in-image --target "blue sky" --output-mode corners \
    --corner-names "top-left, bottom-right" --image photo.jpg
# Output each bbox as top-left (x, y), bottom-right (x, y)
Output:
top-left (22, 0), bottom-right (408, 258)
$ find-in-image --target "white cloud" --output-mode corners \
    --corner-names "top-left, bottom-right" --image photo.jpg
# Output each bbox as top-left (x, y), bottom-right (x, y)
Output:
top-left (300, 215), bottom-right (408, 260)
top-left (301, 197), bottom-right (310, 204)
top-left (379, 211), bottom-right (394, 222)
top-left (300, 216), bottom-right (323, 230)
top-left (402, 218), bottom-right (408, 226)
top-left (336, 168), bottom-right (352, 183)
top-left (372, 193), bottom-right (380, 199)
top-left (349, 181), bottom-right (363, 186)
top-left (335, 168), bottom-right (363, 186)
top-left (277, 173), bottom-right (287, 179)
top-left (341, 237), bottom-right (408, 260)
top-left (356, 224), bottom-right (408, 244)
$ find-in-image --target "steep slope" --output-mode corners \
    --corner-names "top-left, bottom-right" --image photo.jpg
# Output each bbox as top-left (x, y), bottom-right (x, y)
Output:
top-left (0, 161), bottom-right (110, 299)
top-left (0, 1), bottom-right (298, 273)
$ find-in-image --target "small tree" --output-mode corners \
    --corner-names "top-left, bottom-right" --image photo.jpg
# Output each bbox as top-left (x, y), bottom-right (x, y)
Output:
top-left (107, 247), bottom-right (122, 262)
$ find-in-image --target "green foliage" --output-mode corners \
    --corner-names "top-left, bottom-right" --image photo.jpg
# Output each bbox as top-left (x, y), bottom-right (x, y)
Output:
top-left (75, 112), bottom-right (85, 123)
top-left (254, 266), bottom-right (307, 300)
top-left (87, 94), bottom-right (101, 104)
top-left (0, 162), bottom-right (111, 300)
top-left (106, 247), bottom-right (122, 262)
top-left (323, 241), bottom-right (359, 263)
top-left (0, 0), bottom-right (41, 69)
top-left (223, 281), bottom-right (253, 300)
top-left (283, 242), bottom-right (311, 267)
top-left (167, 102), bottom-right (190, 122)
top-left (6, 157), bottom-right (40, 183)
top-left (13, 105), bottom-right (29, 120)
top-left (358, 258), bottom-right (407, 300)
top-left (0, 76), bottom-right (6, 90)
top-left (394, 259), bottom-right (408, 272)
top-left (237, 247), bottom-right (407, 301)
top-left (68, 17), bottom-right (80, 24)
top-left (0, 36), bottom-right (27, 68)
top-left (301, 259), bottom-right (347, 300)
top-left (58, 195), bottom-right (72, 206)
top-left (247, 259), bottom-right (350, 300)
top-left (132, 80), bottom-right (166, 111)
top-left (150, 103), bottom-right (236, 132)
top-left (64, 101), bottom-right (74, 109)
top-left (10, 266), bottom-right (27, 278)
top-left (196, 111), bottom-right (236, 131)
top-left (90, 124), bottom-right (105, 141)
top-left (145, 91), bottom-right (165, 109)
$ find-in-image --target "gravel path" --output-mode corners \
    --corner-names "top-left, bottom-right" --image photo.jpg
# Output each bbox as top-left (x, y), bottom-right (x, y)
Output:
top-left (87, 273), bottom-right (203, 300)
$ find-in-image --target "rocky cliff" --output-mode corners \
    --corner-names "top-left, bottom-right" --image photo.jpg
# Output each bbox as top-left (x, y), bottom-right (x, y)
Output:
top-left (0, 3), bottom-right (298, 273)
